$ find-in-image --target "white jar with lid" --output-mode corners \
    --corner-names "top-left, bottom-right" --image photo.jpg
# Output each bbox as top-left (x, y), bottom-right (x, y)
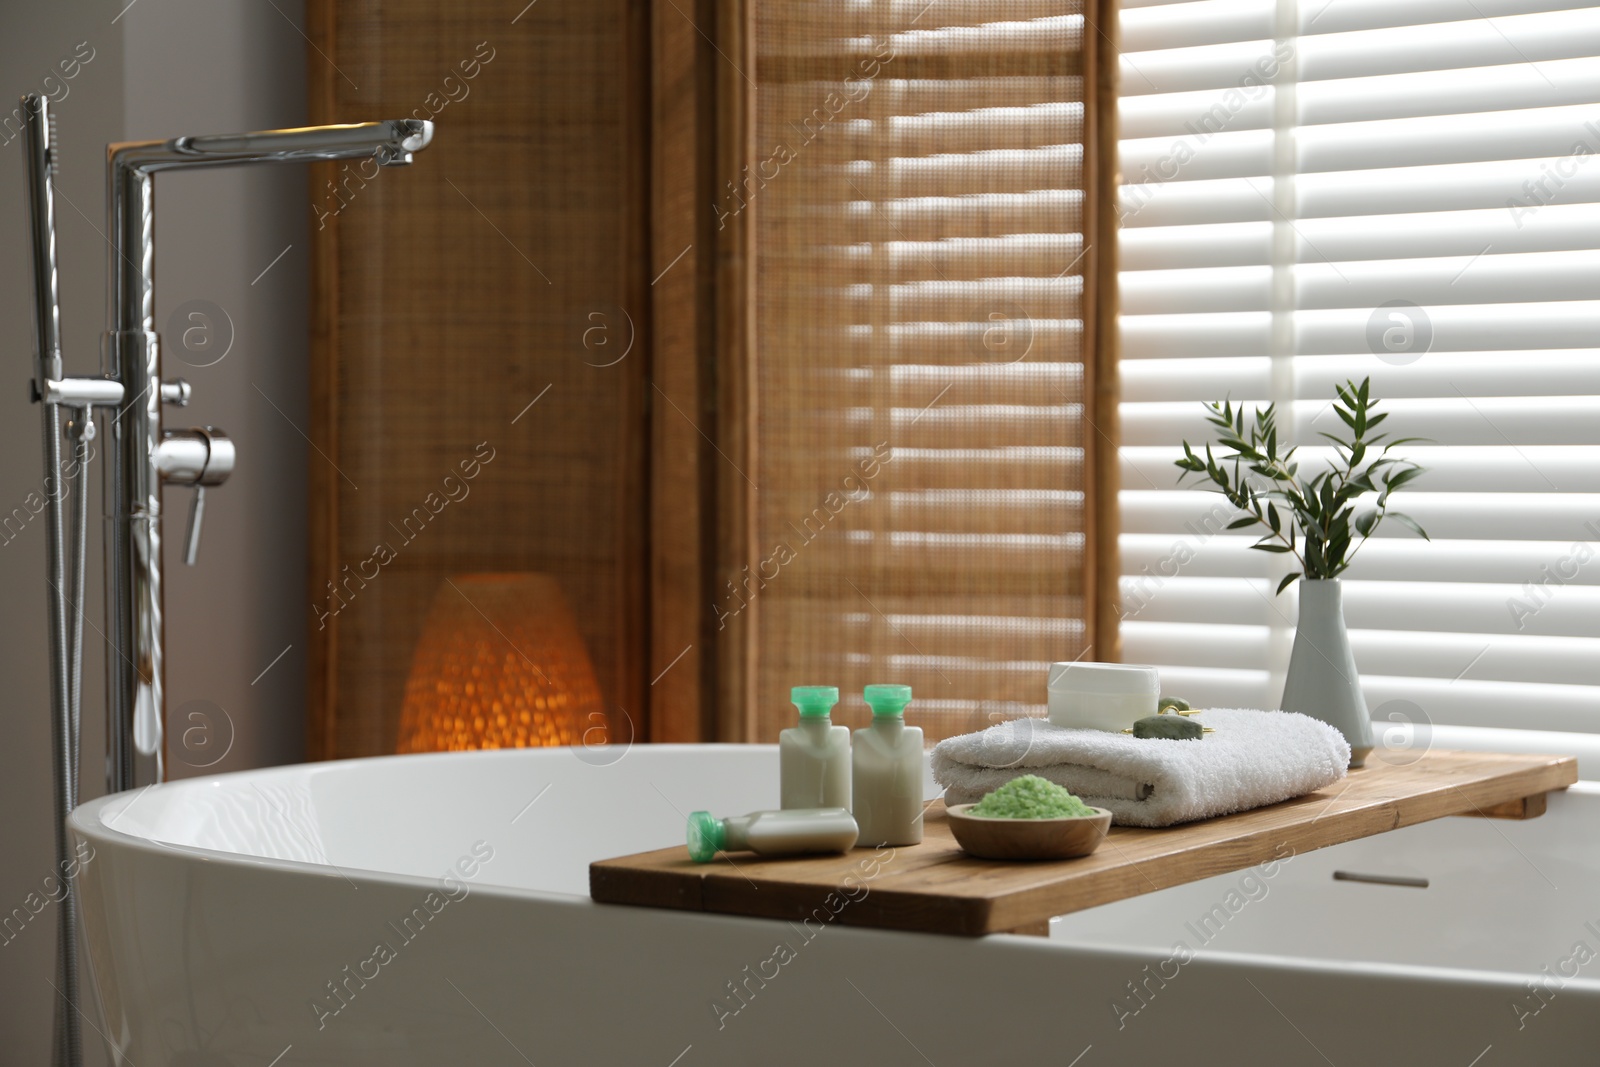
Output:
top-left (1047, 662), bottom-right (1160, 733)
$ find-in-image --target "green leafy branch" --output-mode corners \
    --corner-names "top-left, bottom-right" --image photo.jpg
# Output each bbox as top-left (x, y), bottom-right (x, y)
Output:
top-left (1174, 377), bottom-right (1429, 594)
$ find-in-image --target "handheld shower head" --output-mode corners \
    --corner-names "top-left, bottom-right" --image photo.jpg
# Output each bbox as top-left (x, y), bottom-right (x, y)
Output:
top-left (20, 94), bottom-right (62, 382)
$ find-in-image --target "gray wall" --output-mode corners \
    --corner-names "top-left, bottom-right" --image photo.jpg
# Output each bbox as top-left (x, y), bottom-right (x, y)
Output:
top-left (0, 1), bottom-right (308, 1060)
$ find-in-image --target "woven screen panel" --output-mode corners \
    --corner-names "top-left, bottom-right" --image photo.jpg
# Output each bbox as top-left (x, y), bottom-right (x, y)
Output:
top-left (311, 0), bottom-right (643, 758)
top-left (745, 1), bottom-right (1093, 740)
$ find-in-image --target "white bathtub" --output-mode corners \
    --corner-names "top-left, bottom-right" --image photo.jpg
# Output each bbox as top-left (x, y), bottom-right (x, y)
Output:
top-left (71, 743), bottom-right (1600, 1066)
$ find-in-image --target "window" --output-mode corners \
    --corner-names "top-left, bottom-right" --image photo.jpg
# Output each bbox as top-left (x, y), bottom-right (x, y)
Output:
top-left (1118, 0), bottom-right (1600, 732)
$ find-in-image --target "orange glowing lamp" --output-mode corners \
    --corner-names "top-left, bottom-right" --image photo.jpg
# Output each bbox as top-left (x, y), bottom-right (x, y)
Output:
top-left (396, 573), bottom-right (605, 752)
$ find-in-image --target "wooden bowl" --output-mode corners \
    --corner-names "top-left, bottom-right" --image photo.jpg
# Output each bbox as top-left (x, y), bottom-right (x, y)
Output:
top-left (946, 804), bottom-right (1113, 861)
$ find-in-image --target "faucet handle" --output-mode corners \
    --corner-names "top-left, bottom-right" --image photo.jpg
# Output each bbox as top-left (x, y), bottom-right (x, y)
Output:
top-left (182, 487), bottom-right (207, 566)
top-left (156, 426), bottom-right (235, 566)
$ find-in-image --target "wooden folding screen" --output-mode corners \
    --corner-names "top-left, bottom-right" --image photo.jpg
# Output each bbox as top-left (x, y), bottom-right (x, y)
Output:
top-left (307, 0), bottom-right (1117, 753)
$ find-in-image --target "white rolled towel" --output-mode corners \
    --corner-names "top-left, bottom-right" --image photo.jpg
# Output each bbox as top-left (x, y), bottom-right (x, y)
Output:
top-left (931, 708), bottom-right (1350, 828)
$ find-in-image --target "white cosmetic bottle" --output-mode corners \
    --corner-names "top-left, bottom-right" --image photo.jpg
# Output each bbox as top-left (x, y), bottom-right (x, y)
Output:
top-left (779, 685), bottom-right (851, 810)
top-left (851, 684), bottom-right (923, 847)
top-left (686, 808), bottom-right (858, 862)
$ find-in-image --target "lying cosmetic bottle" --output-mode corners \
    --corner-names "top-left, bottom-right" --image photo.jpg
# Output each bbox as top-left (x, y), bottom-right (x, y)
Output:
top-left (852, 684), bottom-right (923, 847)
top-left (686, 808), bottom-right (859, 863)
top-left (780, 685), bottom-right (851, 810)
top-left (1047, 661), bottom-right (1159, 733)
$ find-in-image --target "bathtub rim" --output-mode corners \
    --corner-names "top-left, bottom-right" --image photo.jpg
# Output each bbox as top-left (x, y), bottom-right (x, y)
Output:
top-left (69, 736), bottom-right (1600, 893)
top-left (67, 745), bottom-right (764, 910)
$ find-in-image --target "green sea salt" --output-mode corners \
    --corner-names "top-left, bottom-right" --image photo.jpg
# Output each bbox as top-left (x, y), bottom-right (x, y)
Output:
top-left (968, 775), bottom-right (1094, 819)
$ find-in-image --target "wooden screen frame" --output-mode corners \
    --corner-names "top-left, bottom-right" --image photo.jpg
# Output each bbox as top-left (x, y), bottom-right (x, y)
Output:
top-left (1084, 0), bottom-right (1124, 662)
top-left (304, 0), bottom-right (341, 760)
top-left (644, 0), bottom-right (757, 742)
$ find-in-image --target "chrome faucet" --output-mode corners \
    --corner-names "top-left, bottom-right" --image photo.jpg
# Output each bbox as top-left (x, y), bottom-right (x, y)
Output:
top-left (20, 95), bottom-right (432, 1067)
top-left (104, 117), bottom-right (433, 790)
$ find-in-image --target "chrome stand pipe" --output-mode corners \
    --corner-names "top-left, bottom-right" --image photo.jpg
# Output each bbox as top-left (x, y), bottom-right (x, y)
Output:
top-left (19, 94), bottom-right (431, 1067)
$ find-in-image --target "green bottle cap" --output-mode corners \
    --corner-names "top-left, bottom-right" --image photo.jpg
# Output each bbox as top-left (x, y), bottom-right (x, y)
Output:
top-left (687, 811), bottom-right (725, 863)
top-left (791, 686), bottom-right (839, 717)
top-left (863, 684), bottom-right (912, 716)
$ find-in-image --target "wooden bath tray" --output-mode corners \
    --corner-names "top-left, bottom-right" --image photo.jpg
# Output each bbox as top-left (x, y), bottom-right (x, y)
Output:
top-left (590, 750), bottom-right (1577, 937)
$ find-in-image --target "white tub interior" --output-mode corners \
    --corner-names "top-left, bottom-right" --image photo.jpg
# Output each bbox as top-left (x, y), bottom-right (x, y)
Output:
top-left (97, 745), bottom-right (863, 897)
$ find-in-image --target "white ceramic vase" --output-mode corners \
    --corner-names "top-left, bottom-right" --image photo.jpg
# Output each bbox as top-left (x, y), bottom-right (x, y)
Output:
top-left (1280, 578), bottom-right (1372, 768)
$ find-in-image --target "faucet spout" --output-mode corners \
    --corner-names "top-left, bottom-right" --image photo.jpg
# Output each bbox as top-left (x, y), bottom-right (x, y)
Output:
top-left (109, 118), bottom-right (432, 174)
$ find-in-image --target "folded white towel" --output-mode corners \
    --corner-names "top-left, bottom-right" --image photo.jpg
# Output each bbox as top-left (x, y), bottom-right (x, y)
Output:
top-left (931, 708), bottom-right (1349, 828)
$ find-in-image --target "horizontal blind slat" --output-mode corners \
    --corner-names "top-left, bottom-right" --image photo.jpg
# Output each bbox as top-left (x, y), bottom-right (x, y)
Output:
top-left (1122, 58), bottom-right (1600, 138)
top-left (1121, 488), bottom-right (1600, 539)
top-left (1123, 8), bottom-right (1600, 96)
top-left (1120, 163), bottom-right (1600, 226)
top-left (1122, 446), bottom-right (1600, 493)
top-left (1120, 534), bottom-right (1600, 587)
top-left (1124, 621), bottom-right (1600, 687)
top-left (1122, 353), bottom-right (1600, 402)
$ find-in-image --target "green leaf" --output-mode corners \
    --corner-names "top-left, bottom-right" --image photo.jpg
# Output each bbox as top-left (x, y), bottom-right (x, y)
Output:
top-left (1252, 542), bottom-right (1293, 554)
top-left (1385, 465), bottom-right (1426, 492)
top-left (1276, 572), bottom-right (1301, 596)
top-left (1226, 516), bottom-right (1257, 530)
top-left (1388, 512), bottom-right (1430, 540)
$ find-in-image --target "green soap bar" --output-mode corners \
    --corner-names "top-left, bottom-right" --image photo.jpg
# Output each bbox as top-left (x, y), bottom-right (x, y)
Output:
top-left (1133, 714), bottom-right (1203, 740)
top-left (1158, 696), bottom-right (1192, 713)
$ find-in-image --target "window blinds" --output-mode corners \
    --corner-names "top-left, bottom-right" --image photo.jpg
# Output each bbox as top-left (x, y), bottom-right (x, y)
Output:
top-left (1118, 0), bottom-right (1600, 732)
top-left (748, 2), bottom-right (1094, 739)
